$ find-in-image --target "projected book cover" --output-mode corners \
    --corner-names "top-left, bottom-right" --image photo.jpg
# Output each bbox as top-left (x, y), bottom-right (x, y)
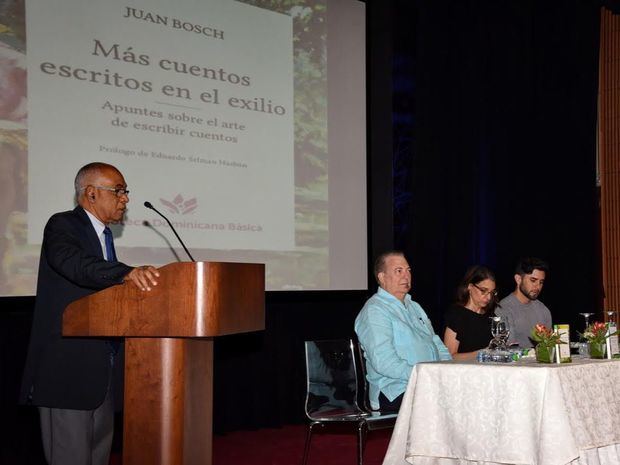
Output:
top-left (0, 0), bottom-right (365, 295)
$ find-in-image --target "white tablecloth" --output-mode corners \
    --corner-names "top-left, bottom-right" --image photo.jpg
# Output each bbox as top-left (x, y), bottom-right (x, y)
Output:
top-left (383, 357), bottom-right (620, 465)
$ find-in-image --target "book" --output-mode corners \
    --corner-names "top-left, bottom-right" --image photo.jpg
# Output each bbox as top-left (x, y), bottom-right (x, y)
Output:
top-left (607, 320), bottom-right (619, 358)
top-left (553, 324), bottom-right (571, 363)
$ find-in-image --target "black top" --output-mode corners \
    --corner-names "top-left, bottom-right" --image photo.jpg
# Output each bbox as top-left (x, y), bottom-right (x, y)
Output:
top-left (444, 304), bottom-right (494, 353)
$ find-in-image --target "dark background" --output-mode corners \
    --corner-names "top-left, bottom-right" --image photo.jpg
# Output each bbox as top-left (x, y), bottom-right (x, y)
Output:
top-left (1, 1), bottom-right (613, 462)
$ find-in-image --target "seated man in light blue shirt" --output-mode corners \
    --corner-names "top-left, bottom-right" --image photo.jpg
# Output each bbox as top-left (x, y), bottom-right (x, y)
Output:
top-left (355, 251), bottom-right (451, 412)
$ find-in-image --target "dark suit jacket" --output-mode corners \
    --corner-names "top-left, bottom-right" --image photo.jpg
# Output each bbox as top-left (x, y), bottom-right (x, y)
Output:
top-left (20, 206), bottom-right (132, 409)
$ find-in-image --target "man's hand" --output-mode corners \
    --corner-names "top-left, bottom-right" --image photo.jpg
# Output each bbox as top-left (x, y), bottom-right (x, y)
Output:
top-left (124, 266), bottom-right (160, 291)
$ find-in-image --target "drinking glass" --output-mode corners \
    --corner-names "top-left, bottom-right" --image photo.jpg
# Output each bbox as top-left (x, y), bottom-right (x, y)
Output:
top-left (579, 312), bottom-right (594, 331)
top-left (497, 321), bottom-right (510, 350)
top-left (578, 312), bottom-right (595, 356)
top-left (606, 310), bottom-right (616, 326)
top-left (490, 316), bottom-right (510, 350)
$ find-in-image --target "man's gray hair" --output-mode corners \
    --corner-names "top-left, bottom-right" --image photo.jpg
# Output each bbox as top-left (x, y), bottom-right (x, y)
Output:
top-left (74, 162), bottom-right (116, 196)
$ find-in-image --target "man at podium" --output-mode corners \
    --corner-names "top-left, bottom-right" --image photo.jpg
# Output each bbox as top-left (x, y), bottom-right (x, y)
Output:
top-left (20, 162), bottom-right (159, 465)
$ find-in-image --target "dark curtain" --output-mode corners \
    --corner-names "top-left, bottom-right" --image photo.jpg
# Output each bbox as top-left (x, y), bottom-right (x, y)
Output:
top-left (0, 297), bottom-right (44, 464)
top-left (400, 0), bottom-right (602, 335)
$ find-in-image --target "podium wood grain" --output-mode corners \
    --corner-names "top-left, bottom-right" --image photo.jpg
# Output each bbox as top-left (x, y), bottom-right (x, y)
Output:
top-left (63, 262), bottom-right (265, 465)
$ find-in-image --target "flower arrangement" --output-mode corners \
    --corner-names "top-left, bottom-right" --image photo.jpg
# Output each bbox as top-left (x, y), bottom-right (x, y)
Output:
top-left (582, 321), bottom-right (616, 344)
top-left (530, 324), bottom-right (564, 348)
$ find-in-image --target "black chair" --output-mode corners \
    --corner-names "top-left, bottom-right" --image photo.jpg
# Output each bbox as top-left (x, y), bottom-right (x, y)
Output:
top-left (302, 339), bottom-right (398, 465)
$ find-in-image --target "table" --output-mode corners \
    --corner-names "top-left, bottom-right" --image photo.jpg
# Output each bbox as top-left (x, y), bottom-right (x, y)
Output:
top-left (383, 357), bottom-right (620, 465)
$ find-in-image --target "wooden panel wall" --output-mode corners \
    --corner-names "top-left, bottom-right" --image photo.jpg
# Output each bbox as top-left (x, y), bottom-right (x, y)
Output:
top-left (600, 9), bottom-right (620, 313)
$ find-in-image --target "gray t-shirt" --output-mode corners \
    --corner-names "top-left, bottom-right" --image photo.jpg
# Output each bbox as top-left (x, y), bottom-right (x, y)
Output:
top-left (495, 293), bottom-right (552, 348)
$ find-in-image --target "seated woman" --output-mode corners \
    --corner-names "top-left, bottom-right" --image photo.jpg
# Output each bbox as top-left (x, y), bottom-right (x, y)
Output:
top-left (443, 265), bottom-right (498, 360)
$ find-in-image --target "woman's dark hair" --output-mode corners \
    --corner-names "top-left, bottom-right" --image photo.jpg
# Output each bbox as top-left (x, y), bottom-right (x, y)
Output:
top-left (455, 265), bottom-right (498, 314)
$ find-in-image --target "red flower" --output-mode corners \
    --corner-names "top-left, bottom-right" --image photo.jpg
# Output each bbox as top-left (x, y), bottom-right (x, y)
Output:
top-left (583, 321), bottom-right (612, 343)
top-left (531, 324), bottom-right (563, 347)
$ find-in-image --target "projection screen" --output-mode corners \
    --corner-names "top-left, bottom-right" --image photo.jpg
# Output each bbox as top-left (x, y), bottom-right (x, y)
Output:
top-left (0, 0), bottom-right (366, 295)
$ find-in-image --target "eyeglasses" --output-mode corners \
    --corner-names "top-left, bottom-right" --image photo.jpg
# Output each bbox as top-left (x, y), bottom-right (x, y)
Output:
top-left (473, 283), bottom-right (498, 297)
top-left (81, 185), bottom-right (130, 197)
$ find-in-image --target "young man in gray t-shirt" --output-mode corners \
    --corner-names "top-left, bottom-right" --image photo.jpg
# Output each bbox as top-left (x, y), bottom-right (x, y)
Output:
top-left (496, 257), bottom-right (552, 348)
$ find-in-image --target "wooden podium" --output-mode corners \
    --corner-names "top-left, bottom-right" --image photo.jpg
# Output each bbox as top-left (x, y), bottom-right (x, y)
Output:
top-left (63, 261), bottom-right (265, 465)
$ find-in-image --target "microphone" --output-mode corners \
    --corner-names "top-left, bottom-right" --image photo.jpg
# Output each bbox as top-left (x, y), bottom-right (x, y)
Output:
top-left (144, 201), bottom-right (195, 262)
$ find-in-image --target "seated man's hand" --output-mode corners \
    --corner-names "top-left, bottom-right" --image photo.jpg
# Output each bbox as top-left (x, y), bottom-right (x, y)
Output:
top-left (124, 266), bottom-right (160, 291)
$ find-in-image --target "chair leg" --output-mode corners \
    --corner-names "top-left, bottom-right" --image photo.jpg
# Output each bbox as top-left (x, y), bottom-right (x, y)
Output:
top-left (357, 421), bottom-right (368, 465)
top-left (302, 422), bottom-right (318, 465)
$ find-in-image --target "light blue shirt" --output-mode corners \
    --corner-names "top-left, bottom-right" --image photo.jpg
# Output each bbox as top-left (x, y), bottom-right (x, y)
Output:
top-left (355, 287), bottom-right (451, 408)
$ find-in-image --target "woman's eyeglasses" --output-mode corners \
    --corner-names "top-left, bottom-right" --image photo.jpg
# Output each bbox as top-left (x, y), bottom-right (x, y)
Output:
top-left (473, 283), bottom-right (498, 297)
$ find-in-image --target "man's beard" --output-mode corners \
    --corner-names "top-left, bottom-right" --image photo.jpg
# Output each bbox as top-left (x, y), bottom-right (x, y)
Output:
top-left (519, 283), bottom-right (539, 301)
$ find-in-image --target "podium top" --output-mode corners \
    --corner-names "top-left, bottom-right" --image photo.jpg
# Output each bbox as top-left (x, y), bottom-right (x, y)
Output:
top-left (63, 261), bottom-right (265, 338)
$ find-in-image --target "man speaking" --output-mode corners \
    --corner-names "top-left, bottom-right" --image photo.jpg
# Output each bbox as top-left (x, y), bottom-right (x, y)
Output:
top-left (20, 162), bottom-right (159, 465)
